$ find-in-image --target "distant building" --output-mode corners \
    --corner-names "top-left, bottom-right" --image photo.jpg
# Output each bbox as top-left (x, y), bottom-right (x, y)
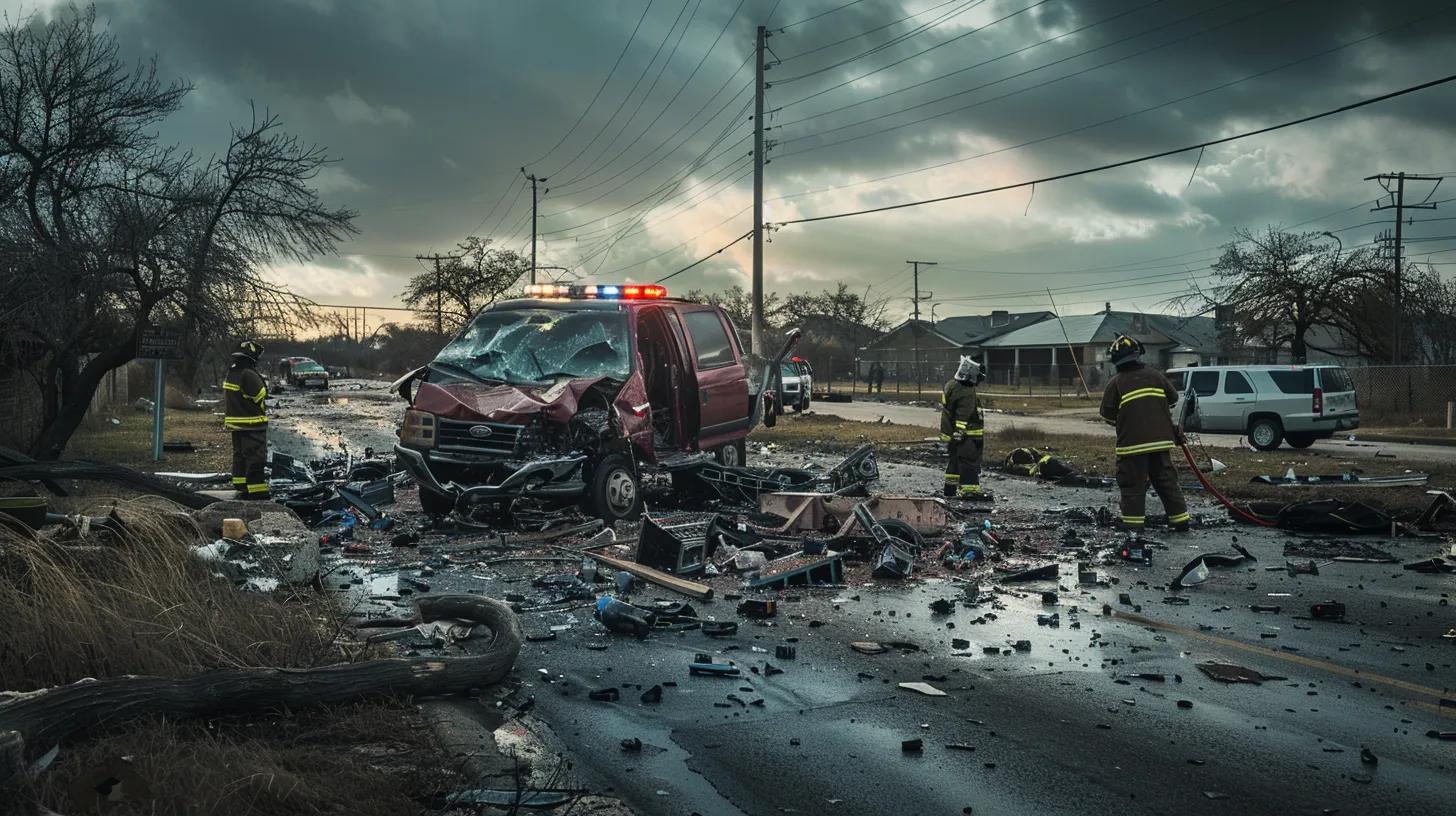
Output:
top-left (978, 307), bottom-right (1223, 388)
top-left (859, 310), bottom-right (1052, 381)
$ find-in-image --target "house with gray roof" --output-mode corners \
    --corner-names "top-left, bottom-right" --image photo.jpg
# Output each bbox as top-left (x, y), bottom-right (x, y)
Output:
top-left (858, 310), bottom-right (1052, 385)
top-left (979, 306), bottom-right (1224, 390)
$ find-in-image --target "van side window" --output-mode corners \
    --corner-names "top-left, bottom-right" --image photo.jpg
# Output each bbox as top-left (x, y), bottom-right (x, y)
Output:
top-left (1268, 370), bottom-right (1314, 394)
top-left (1189, 370), bottom-right (1219, 397)
top-left (682, 310), bottom-right (736, 369)
top-left (1224, 371), bottom-right (1253, 394)
top-left (1166, 371), bottom-right (1186, 390)
top-left (1319, 367), bottom-right (1354, 392)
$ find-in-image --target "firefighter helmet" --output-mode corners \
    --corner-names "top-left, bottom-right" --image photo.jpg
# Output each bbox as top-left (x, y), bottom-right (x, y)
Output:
top-left (1108, 335), bottom-right (1144, 368)
top-left (231, 340), bottom-right (264, 362)
top-left (955, 356), bottom-right (984, 384)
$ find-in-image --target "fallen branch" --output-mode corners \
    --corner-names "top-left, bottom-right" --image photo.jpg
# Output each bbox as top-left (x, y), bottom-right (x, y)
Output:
top-left (0, 594), bottom-right (521, 765)
top-left (589, 551), bottom-right (714, 600)
top-left (0, 460), bottom-right (218, 510)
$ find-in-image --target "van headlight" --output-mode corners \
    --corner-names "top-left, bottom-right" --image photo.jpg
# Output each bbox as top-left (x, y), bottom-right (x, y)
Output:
top-left (400, 409), bottom-right (436, 448)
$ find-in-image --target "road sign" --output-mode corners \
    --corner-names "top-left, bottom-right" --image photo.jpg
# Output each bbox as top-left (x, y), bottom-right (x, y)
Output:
top-left (137, 327), bottom-right (182, 360)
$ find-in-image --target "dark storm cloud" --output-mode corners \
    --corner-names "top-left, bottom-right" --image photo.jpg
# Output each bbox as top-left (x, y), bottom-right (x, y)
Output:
top-left (17, 0), bottom-right (1454, 314)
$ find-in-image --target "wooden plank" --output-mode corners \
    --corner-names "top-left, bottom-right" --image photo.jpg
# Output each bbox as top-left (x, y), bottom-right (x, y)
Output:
top-left (589, 551), bottom-right (714, 600)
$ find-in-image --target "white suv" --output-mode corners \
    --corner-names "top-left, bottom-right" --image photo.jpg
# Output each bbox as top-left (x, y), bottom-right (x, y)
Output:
top-left (779, 358), bottom-right (812, 412)
top-left (1166, 365), bottom-right (1359, 451)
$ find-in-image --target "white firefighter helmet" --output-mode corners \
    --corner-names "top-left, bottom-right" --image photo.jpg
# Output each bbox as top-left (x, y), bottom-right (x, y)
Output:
top-left (955, 356), bottom-right (983, 383)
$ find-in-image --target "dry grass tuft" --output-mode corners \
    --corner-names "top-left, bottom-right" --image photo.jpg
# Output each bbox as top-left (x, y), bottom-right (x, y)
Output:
top-left (0, 497), bottom-right (345, 692)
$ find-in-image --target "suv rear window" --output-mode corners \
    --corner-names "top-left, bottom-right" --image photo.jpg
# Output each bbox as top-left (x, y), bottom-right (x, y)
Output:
top-left (1319, 367), bottom-right (1354, 392)
top-left (1268, 369), bottom-right (1314, 394)
top-left (682, 310), bottom-right (735, 369)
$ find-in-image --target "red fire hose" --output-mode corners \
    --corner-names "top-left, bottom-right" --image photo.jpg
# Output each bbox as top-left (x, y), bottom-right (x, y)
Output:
top-left (1179, 442), bottom-right (1277, 527)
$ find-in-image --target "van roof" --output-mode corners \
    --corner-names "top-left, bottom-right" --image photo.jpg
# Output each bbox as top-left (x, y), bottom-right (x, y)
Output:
top-left (490, 297), bottom-right (701, 311)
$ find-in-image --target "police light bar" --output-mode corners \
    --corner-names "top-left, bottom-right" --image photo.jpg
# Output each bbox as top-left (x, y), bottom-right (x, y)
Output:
top-left (525, 283), bottom-right (667, 299)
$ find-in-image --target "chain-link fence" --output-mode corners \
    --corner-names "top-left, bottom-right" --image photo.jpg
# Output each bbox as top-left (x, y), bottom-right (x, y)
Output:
top-left (1344, 365), bottom-right (1456, 427)
top-left (833, 361), bottom-right (1098, 399)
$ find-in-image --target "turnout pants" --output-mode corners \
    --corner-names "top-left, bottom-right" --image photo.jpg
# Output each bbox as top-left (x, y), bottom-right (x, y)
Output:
top-left (944, 437), bottom-right (983, 497)
top-left (1116, 450), bottom-right (1188, 528)
top-left (230, 429), bottom-right (269, 499)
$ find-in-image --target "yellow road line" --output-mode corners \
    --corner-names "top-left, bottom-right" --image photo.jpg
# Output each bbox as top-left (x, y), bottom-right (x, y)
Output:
top-left (1113, 609), bottom-right (1455, 713)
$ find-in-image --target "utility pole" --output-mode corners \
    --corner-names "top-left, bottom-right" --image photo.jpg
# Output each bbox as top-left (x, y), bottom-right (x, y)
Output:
top-left (415, 253), bottom-right (456, 335)
top-left (750, 24), bottom-right (769, 358)
top-left (907, 260), bottom-right (936, 391)
top-left (1367, 172), bottom-right (1440, 363)
top-left (523, 168), bottom-right (548, 285)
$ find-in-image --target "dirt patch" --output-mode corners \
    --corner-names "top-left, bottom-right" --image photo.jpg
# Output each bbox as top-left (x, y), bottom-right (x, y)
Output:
top-left (67, 407), bottom-right (234, 473)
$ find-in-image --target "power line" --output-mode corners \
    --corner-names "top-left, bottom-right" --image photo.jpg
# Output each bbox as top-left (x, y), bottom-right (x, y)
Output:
top-left (775, 0), bottom-right (1171, 123)
top-left (524, 0), bottom-right (657, 168)
top-left (772, 0), bottom-right (990, 84)
top-left (775, 0), bottom-right (868, 31)
top-left (546, 0), bottom-right (692, 181)
top-left (776, 0), bottom-right (1304, 155)
top-left (554, 0), bottom-right (706, 187)
top-left (775, 0), bottom-right (963, 63)
top-left (775, 73), bottom-right (1456, 227)
top-left (654, 230), bottom-right (753, 283)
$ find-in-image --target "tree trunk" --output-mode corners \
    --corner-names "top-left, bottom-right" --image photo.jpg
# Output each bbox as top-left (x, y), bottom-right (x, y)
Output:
top-left (31, 341), bottom-right (138, 459)
top-left (1290, 326), bottom-right (1308, 364)
top-left (0, 595), bottom-right (521, 764)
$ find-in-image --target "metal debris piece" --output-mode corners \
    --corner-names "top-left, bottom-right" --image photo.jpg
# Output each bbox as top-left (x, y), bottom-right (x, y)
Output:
top-left (898, 682), bottom-right (947, 697)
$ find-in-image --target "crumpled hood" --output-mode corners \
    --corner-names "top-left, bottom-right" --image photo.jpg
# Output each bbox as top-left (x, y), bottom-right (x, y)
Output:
top-left (412, 377), bottom-right (611, 423)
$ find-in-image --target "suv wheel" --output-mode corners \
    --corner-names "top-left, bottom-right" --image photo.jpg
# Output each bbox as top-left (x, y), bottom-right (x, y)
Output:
top-left (716, 439), bottom-right (747, 468)
top-left (1248, 417), bottom-right (1284, 451)
top-left (1286, 432), bottom-right (1316, 449)
top-left (586, 453), bottom-right (642, 521)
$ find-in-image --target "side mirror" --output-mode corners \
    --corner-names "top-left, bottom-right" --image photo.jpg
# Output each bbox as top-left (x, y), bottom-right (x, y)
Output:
top-left (389, 365), bottom-right (427, 403)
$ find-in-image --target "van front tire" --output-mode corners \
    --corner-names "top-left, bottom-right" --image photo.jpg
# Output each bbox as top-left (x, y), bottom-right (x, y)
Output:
top-left (586, 453), bottom-right (642, 521)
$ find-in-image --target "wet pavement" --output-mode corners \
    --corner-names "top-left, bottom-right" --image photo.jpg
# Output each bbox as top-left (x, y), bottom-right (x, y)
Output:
top-left (271, 381), bottom-right (1456, 816)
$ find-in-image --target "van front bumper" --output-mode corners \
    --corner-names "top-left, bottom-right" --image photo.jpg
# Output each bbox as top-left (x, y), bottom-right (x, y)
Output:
top-left (394, 445), bottom-right (587, 510)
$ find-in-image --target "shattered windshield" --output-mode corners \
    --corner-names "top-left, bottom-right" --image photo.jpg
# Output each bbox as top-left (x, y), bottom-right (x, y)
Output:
top-left (432, 308), bottom-right (631, 386)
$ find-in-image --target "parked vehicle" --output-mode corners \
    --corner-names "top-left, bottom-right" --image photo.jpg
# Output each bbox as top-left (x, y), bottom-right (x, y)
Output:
top-left (288, 359), bottom-right (330, 389)
top-left (278, 356), bottom-right (309, 381)
top-left (784, 356), bottom-right (812, 411)
top-left (1166, 364), bottom-right (1359, 451)
top-left (393, 283), bottom-right (799, 520)
top-left (780, 361), bottom-right (807, 412)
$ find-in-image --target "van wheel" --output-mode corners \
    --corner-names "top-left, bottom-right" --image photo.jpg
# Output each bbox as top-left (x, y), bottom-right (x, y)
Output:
top-left (716, 440), bottom-right (747, 468)
top-left (1286, 433), bottom-right (1316, 449)
top-left (1248, 417), bottom-right (1284, 451)
top-left (586, 454), bottom-right (642, 521)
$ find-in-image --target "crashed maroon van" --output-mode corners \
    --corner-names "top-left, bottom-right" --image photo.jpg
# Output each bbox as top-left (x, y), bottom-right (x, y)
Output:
top-left (393, 283), bottom-right (788, 520)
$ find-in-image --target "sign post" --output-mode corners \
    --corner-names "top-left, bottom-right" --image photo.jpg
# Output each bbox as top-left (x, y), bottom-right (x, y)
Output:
top-left (137, 327), bottom-right (183, 462)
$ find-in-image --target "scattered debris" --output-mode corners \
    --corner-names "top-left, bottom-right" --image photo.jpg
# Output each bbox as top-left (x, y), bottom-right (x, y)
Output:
top-left (1196, 662), bottom-right (1288, 684)
top-left (898, 682), bottom-right (947, 697)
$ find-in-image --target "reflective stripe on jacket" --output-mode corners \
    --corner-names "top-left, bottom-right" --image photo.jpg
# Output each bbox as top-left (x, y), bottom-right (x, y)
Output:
top-left (224, 365), bottom-right (268, 431)
top-left (1098, 363), bottom-right (1177, 456)
top-left (940, 379), bottom-right (983, 440)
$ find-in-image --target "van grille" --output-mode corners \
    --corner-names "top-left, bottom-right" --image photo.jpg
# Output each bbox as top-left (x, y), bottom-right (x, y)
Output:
top-left (436, 419), bottom-right (523, 455)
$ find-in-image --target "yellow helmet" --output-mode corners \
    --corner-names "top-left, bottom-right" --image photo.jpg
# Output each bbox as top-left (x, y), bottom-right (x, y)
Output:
top-left (1107, 335), bottom-right (1144, 368)
top-left (231, 340), bottom-right (264, 362)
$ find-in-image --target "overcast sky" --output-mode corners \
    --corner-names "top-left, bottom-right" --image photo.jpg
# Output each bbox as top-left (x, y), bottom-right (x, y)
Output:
top-left (13, 0), bottom-right (1456, 326)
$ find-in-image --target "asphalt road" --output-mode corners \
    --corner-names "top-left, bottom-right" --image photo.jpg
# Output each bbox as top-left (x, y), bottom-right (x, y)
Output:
top-left (276, 383), bottom-right (1456, 816)
top-left (812, 397), bottom-right (1456, 464)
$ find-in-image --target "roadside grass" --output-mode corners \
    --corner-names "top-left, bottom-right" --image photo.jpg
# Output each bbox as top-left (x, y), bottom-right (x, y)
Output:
top-left (0, 497), bottom-right (348, 690)
top-left (67, 407), bottom-right (233, 473)
top-left (0, 498), bottom-right (458, 814)
top-left (32, 702), bottom-right (456, 816)
top-left (758, 414), bottom-right (1452, 516)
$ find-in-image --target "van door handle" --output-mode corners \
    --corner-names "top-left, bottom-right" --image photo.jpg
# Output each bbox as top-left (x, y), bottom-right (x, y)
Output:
top-left (701, 390), bottom-right (709, 405)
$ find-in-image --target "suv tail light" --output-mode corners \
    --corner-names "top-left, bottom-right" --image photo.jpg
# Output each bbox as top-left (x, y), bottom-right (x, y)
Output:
top-left (1312, 387), bottom-right (1323, 416)
top-left (400, 409), bottom-right (436, 447)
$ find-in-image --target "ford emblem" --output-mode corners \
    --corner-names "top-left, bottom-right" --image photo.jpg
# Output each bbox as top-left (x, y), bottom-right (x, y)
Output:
top-left (467, 425), bottom-right (493, 439)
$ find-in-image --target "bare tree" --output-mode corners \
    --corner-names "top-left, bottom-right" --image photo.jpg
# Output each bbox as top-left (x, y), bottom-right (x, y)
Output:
top-left (1188, 227), bottom-right (1372, 363)
top-left (401, 237), bottom-right (528, 334)
top-left (0, 7), bottom-right (356, 457)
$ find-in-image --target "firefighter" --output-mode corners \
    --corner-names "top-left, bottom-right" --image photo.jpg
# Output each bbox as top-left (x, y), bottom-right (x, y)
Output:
top-left (223, 340), bottom-right (270, 500)
top-left (1098, 336), bottom-right (1189, 532)
top-left (940, 356), bottom-right (989, 500)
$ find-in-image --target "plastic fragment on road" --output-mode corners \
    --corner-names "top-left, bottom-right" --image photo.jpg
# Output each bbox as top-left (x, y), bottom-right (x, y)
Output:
top-left (851, 641), bottom-right (889, 655)
top-left (899, 682), bottom-right (947, 697)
